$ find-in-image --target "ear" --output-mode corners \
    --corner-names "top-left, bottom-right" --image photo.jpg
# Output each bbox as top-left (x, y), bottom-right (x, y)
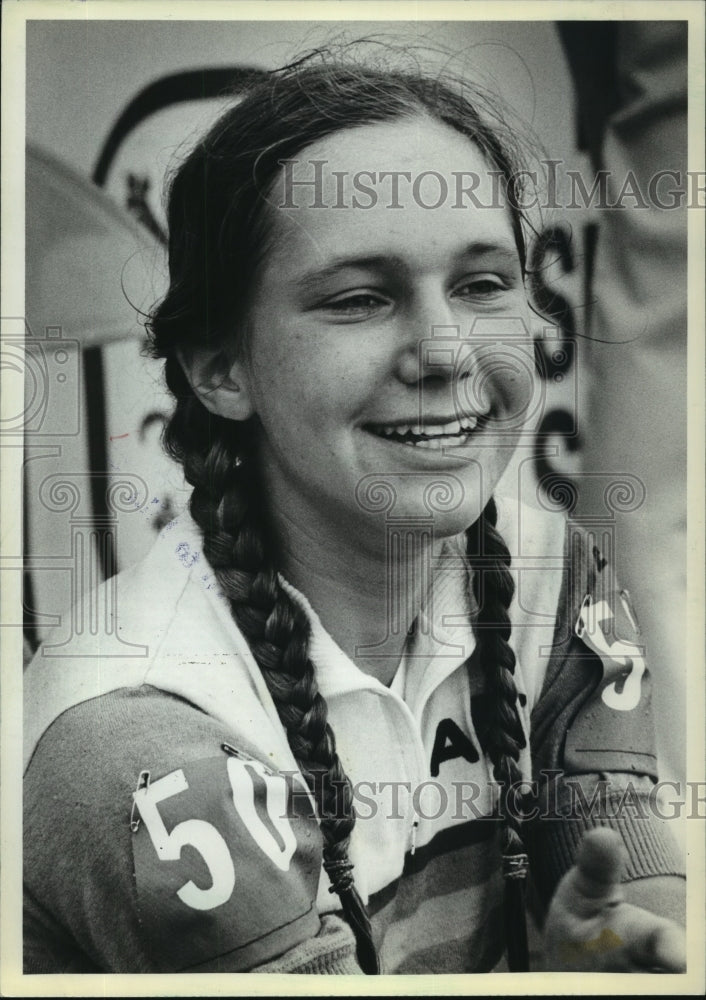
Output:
top-left (177, 344), bottom-right (254, 421)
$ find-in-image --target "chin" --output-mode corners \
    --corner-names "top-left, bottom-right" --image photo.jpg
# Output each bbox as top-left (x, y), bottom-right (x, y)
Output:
top-left (351, 466), bottom-right (486, 534)
top-left (351, 489), bottom-right (483, 544)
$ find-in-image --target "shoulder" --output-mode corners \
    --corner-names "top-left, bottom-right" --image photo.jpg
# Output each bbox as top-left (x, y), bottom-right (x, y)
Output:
top-left (24, 686), bottom-right (323, 972)
top-left (23, 515), bottom-right (254, 772)
top-left (27, 514), bottom-right (211, 662)
top-left (530, 517), bottom-right (658, 778)
top-left (494, 494), bottom-right (634, 625)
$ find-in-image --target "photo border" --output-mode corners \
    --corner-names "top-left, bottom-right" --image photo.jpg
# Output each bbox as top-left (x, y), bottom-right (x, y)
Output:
top-left (2, 1), bottom-right (704, 996)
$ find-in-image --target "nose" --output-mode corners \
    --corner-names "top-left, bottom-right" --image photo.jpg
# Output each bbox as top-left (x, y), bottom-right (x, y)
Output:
top-left (394, 291), bottom-right (473, 387)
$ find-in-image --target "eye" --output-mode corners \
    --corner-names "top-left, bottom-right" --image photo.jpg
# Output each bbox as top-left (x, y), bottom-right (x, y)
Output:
top-left (453, 274), bottom-right (512, 301)
top-left (321, 291), bottom-right (390, 320)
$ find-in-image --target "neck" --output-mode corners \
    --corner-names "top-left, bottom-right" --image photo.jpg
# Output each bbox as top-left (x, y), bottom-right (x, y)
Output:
top-left (275, 508), bottom-right (441, 686)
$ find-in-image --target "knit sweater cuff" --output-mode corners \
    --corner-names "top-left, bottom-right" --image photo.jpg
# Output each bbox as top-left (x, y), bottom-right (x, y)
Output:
top-left (528, 788), bottom-right (685, 907)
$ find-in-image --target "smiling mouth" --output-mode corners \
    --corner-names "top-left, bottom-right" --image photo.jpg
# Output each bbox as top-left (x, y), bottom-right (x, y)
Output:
top-left (363, 415), bottom-right (489, 449)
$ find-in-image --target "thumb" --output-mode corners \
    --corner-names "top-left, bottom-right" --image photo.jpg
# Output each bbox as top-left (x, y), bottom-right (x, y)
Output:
top-left (572, 827), bottom-right (627, 910)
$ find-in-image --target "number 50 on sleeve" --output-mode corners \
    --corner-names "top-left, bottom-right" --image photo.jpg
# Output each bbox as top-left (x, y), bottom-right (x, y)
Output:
top-left (129, 754), bottom-right (322, 972)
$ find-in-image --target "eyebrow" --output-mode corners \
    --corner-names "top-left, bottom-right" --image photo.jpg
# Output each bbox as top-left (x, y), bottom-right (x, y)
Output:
top-left (294, 240), bottom-right (522, 292)
top-left (295, 255), bottom-right (396, 294)
top-left (458, 240), bottom-right (521, 262)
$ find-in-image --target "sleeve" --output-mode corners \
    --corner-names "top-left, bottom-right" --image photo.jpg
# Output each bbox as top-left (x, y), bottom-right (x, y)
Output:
top-left (527, 522), bottom-right (685, 910)
top-left (23, 685), bottom-right (358, 974)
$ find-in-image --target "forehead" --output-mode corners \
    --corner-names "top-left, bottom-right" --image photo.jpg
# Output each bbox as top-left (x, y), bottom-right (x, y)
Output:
top-left (265, 116), bottom-right (519, 271)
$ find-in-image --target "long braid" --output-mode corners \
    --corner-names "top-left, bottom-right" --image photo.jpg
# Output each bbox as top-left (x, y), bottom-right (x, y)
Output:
top-left (466, 497), bottom-right (530, 971)
top-left (175, 404), bottom-right (378, 973)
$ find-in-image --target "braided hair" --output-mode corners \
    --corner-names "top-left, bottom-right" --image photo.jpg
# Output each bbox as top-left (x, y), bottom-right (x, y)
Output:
top-left (149, 48), bottom-right (533, 973)
top-left (466, 498), bottom-right (530, 970)
top-left (164, 386), bottom-right (378, 972)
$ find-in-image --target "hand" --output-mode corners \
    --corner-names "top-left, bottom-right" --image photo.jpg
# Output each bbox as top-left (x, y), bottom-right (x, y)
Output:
top-left (543, 827), bottom-right (686, 972)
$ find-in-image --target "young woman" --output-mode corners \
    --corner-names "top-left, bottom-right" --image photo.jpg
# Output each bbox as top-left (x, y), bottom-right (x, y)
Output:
top-left (23, 52), bottom-right (685, 976)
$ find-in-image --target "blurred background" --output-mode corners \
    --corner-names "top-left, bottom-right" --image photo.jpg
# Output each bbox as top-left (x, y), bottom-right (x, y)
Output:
top-left (17, 18), bottom-right (687, 796)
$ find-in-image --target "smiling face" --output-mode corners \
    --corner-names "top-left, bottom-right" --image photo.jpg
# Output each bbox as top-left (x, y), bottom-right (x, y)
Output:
top-left (234, 116), bottom-right (536, 547)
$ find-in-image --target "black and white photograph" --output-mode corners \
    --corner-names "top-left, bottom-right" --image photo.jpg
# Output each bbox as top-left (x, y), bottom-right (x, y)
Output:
top-left (1, 0), bottom-right (704, 994)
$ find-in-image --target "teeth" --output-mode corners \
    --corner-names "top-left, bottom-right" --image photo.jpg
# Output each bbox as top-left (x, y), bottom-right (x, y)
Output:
top-left (406, 437), bottom-right (447, 450)
top-left (369, 413), bottom-right (486, 444)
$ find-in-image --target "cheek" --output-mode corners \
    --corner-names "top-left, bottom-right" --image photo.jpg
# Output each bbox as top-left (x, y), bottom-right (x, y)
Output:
top-left (249, 337), bottom-right (359, 438)
top-left (461, 339), bottom-right (535, 420)
top-left (504, 354), bottom-right (536, 410)
top-left (491, 324), bottom-right (536, 401)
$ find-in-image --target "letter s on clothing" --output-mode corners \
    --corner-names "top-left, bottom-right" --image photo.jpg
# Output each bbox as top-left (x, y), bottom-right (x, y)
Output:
top-left (601, 649), bottom-right (646, 711)
top-left (575, 594), bottom-right (646, 711)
